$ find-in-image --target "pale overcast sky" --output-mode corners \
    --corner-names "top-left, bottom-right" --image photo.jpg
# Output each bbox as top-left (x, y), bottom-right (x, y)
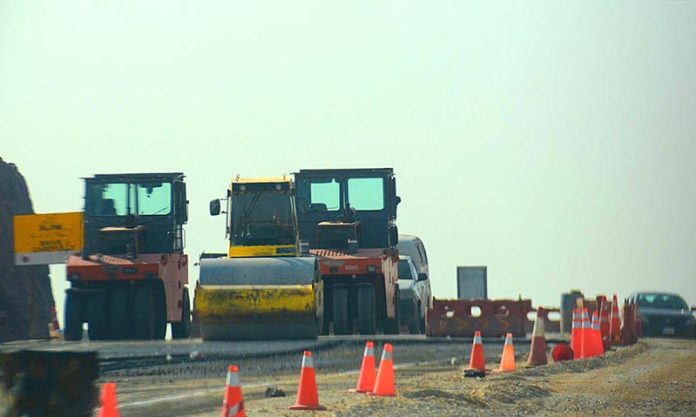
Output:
top-left (2, 2), bottom-right (695, 322)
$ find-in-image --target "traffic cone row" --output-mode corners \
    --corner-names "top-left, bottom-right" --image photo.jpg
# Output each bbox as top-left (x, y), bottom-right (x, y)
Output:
top-left (566, 293), bottom-right (640, 361)
top-left (95, 300), bottom-right (637, 417)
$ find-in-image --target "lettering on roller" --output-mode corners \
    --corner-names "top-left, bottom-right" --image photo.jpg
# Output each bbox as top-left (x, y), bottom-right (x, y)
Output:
top-left (195, 285), bottom-right (314, 317)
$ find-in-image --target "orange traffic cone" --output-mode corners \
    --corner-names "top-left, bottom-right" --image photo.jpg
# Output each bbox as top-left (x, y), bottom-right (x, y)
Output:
top-left (289, 351), bottom-right (326, 410)
top-left (591, 311), bottom-right (604, 356)
top-left (350, 341), bottom-right (376, 393)
top-left (570, 308), bottom-right (581, 360)
top-left (579, 308), bottom-right (594, 359)
top-left (466, 330), bottom-right (486, 374)
top-left (97, 382), bottom-right (120, 417)
top-left (370, 343), bottom-right (396, 397)
top-left (599, 298), bottom-right (611, 351)
top-left (527, 308), bottom-right (548, 366)
top-left (620, 301), bottom-right (638, 346)
top-left (609, 294), bottom-right (621, 345)
top-left (221, 365), bottom-right (245, 417)
top-left (498, 333), bottom-right (516, 372)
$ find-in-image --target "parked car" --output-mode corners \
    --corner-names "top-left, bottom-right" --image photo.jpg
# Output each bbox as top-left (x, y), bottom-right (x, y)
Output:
top-left (627, 292), bottom-right (695, 338)
top-left (397, 255), bottom-right (431, 334)
top-left (397, 234), bottom-right (429, 281)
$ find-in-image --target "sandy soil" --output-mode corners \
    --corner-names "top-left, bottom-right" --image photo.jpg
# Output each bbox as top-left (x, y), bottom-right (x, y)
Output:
top-left (182, 338), bottom-right (695, 417)
top-left (2, 338), bottom-right (694, 416)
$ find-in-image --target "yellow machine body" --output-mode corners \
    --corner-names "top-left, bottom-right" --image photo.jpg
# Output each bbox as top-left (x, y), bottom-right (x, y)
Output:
top-left (195, 176), bottom-right (321, 340)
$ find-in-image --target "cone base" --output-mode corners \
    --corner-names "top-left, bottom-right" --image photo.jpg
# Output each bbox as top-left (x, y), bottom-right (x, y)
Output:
top-left (463, 369), bottom-right (487, 378)
top-left (348, 388), bottom-right (371, 393)
top-left (289, 404), bottom-right (327, 410)
top-left (367, 391), bottom-right (396, 397)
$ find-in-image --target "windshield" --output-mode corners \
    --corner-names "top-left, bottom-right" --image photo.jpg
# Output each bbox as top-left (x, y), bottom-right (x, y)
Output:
top-left (302, 176), bottom-right (385, 213)
top-left (398, 260), bottom-right (414, 279)
top-left (231, 191), bottom-right (296, 246)
top-left (636, 294), bottom-right (689, 310)
top-left (87, 182), bottom-right (172, 216)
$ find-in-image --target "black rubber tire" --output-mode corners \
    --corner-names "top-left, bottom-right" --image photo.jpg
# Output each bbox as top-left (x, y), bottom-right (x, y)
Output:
top-left (171, 288), bottom-right (191, 339)
top-left (384, 288), bottom-right (400, 335)
top-left (109, 288), bottom-right (130, 339)
top-left (87, 291), bottom-right (109, 340)
top-left (63, 291), bottom-right (83, 341)
top-left (132, 287), bottom-right (154, 340)
top-left (332, 286), bottom-right (351, 335)
top-left (152, 285), bottom-right (167, 340)
top-left (356, 284), bottom-right (377, 335)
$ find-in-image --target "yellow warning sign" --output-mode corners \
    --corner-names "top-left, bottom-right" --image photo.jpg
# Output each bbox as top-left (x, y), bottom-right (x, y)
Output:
top-left (13, 212), bottom-right (83, 265)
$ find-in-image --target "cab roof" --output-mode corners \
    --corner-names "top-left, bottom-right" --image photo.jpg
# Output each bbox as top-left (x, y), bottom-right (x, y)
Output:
top-left (231, 175), bottom-right (291, 184)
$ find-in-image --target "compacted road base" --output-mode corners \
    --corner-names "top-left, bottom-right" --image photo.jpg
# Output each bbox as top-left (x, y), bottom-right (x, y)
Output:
top-left (175, 338), bottom-right (694, 417)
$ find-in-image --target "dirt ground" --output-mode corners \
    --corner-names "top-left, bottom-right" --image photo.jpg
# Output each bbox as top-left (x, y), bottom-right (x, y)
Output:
top-left (2, 338), bottom-right (694, 416)
top-left (183, 338), bottom-right (695, 417)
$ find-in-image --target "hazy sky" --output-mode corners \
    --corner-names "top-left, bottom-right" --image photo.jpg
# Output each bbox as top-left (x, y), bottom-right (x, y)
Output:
top-left (2, 2), bottom-right (695, 323)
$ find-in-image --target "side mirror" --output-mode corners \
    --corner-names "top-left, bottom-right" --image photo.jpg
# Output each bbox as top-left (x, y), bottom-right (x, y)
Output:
top-left (209, 199), bottom-right (221, 216)
top-left (418, 273), bottom-right (428, 282)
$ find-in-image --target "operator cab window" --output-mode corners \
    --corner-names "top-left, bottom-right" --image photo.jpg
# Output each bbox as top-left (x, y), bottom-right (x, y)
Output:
top-left (136, 183), bottom-right (172, 215)
top-left (309, 179), bottom-right (340, 212)
top-left (88, 182), bottom-right (172, 216)
top-left (347, 177), bottom-right (384, 211)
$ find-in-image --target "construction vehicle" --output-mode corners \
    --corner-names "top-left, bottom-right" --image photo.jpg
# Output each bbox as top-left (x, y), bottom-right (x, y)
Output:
top-left (64, 173), bottom-right (191, 340)
top-left (194, 176), bottom-right (322, 340)
top-left (294, 168), bottom-right (401, 335)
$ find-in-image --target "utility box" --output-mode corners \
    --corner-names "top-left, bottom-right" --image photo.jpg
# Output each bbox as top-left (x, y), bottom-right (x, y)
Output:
top-left (457, 266), bottom-right (487, 299)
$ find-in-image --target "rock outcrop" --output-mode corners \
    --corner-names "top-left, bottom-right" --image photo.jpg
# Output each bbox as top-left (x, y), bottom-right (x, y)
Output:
top-left (0, 157), bottom-right (54, 342)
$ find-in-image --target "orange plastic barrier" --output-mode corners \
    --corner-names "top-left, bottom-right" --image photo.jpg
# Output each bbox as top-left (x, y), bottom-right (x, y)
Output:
top-left (426, 298), bottom-right (532, 338)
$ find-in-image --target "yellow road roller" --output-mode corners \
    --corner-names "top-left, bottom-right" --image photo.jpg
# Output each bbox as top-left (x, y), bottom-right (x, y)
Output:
top-left (194, 176), bottom-right (323, 340)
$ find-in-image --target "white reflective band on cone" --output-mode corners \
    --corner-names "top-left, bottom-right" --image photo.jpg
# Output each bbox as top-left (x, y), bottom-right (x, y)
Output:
top-left (227, 404), bottom-right (240, 416)
top-left (381, 350), bottom-right (393, 361)
top-left (473, 335), bottom-right (482, 344)
top-left (365, 347), bottom-right (374, 357)
top-left (504, 336), bottom-right (513, 345)
top-left (302, 355), bottom-right (314, 369)
top-left (532, 315), bottom-right (545, 337)
top-left (227, 371), bottom-right (240, 387)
